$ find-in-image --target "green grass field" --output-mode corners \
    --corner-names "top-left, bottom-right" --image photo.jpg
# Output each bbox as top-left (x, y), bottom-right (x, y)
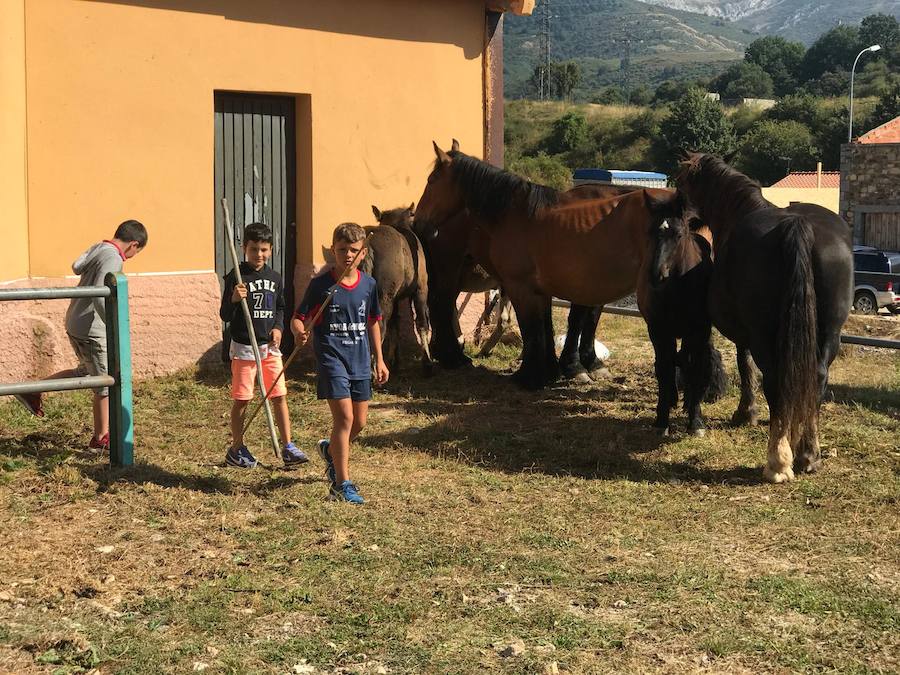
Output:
top-left (1, 312), bottom-right (898, 674)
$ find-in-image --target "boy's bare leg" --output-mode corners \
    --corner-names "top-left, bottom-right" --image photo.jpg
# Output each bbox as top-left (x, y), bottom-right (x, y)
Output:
top-left (328, 398), bottom-right (354, 484)
top-left (271, 395), bottom-right (291, 446)
top-left (350, 400), bottom-right (368, 442)
top-left (93, 393), bottom-right (109, 440)
top-left (231, 400), bottom-right (250, 449)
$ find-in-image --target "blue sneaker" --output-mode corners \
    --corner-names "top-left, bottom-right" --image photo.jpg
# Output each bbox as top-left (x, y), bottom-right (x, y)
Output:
top-left (282, 442), bottom-right (309, 466)
top-left (225, 445), bottom-right (258, 469)
top-left (317, 439), bottom-right (336, 486)
top-left (329, 480), bottom-right (365, 504)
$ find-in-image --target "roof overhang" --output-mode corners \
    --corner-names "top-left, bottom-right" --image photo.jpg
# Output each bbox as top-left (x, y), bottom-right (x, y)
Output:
top-left (485, 0), bottom-right (535, 15)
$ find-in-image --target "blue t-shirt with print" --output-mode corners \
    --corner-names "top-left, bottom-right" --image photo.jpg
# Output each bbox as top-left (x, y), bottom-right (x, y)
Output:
top-left (295, 269), bottom-right (382, 380)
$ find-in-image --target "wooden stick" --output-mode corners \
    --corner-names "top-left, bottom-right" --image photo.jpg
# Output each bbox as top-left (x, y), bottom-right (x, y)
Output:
top-left (222, 199), bottom-right (281, 459)
top-left (241, 234), bottom-right (371, 434)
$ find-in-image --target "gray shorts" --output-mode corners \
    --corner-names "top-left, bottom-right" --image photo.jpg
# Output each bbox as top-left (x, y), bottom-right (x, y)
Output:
top-left (67, 334), bottom-right (109, 396)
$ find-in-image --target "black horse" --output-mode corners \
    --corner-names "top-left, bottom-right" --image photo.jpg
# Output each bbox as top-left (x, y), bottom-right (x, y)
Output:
top-left (676, 153), bottom-right (852, 482)
top-left (637, 195), bottom-right (726, 436)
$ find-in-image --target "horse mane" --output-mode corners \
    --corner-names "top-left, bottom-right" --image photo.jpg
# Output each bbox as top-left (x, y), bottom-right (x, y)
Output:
top-left (445, 151), bottom-right (560, 221)
top-left (679, 154), bottom-right (770, 217)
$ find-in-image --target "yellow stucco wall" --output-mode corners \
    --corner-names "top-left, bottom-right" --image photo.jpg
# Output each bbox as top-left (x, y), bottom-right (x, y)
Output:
top-left (0, 0), bottom-right (29, 280)
top-left (14, 0), bottom-right (485, 279)
top-left (762, 187), bottom-right (840, 213)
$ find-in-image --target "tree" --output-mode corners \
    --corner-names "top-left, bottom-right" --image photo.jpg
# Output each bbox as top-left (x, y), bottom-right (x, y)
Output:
top-left (799, 25), bottom-right (860, 83)
top-left (738, 120), bottom-right (818, 186)
top-left (765, 93), bottom-right (823, 129)
top-left (628, 85), bottom-right (653, 106)
top-left (653, 88), bottom-right (736, 175)
top-left (859, 13), bottom-right (900, 54)
top-left (552, 61), bottom-right (582, 101)
top-left (805, 69), bottom-right (850, 98)
top-left (547, 110), bottom-right (589, 154)
top-left (593, 86), bottom-right (625, 105)
top-left (507, 152), bottom-right (573, 191)
top-left (868, 80), bottom-right (900, 129)
top-left (745, 36), bottom-right (805, 97)
top-left (711, 62), bottom-right (774, 99)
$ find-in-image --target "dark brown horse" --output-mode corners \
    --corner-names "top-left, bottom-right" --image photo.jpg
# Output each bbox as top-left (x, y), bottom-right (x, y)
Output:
top-left (356, 203), bottom-right (433, 374)
top-left (637, 203), bottom-right (725, 436)
top-left (676, 153), bottom-right (852, 482)
top-left (414, 142), bottom-right (636, 384)
top-left (415, 142), bottom-right (681, 389)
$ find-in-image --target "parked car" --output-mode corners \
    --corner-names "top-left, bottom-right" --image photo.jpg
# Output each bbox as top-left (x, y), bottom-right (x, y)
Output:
top-left (853, 245), bottom-right (900, 314)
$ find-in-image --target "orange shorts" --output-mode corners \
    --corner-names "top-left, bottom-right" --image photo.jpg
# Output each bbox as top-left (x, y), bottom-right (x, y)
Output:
top-left (231, 353), bottom-right (287, 401)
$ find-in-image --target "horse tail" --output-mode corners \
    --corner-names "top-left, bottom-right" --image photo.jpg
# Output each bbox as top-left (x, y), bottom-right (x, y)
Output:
top-left (704, 345), bottom-right (728, 403)
top-left (776, 215), bottom-right (818, 438)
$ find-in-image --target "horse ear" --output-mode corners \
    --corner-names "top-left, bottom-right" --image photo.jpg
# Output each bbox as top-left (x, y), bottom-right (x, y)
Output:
top-left (642, 189), bottom-right (668, 214)
top-left (433, 141), bottom-right (451, 164)
top-left (408, 202), bottom-right (415, 213)
top-left (321, 245), bottom-right (335, 264)
top-left (722, 150), bottom-right (737, 164)
top-left (451, 138), bottom-right (460, 152)
top-left (371, 205), bottom-right (382, 221)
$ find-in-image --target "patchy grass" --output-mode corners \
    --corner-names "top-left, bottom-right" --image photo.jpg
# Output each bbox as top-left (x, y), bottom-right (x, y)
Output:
top-left (1, 312), bottom-right (898, 674)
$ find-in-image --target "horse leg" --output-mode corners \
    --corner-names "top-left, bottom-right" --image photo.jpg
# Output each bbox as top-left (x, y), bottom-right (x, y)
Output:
top-left (559, 304), bottom-right (591, 383)
top-left (760, 369), bottom-right (795, 483)
top-left (683, 335), bottom-right (711, 437)
top-left (649, 328), bottom-right (677, 435)
top-left (794, 332), bottom-right (839, 474)
top-left (428, 287), bottom-right (471, 368)
top-left (412, 288), bottom-right (435, 377)
top-left (508, 289), bottom-right (555, 390)
top-left (730, 345), bottom-right (759, 426)
top-left (581, 306), bottom-right (609, 379)
top-left (477, 295), bottom-right (509, 357)
top-left (380, 301), bottom-right (397, 372)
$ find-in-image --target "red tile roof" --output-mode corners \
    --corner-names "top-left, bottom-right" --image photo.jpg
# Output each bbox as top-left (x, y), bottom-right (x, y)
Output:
top-left (858, 116), bottom-right (900, 143)
top-left (769, 172), bottom-right (841, 189)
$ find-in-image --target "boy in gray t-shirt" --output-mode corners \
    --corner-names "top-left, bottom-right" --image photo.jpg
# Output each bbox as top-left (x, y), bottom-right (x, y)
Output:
top-left (15, 220), bottom-right (147, 451)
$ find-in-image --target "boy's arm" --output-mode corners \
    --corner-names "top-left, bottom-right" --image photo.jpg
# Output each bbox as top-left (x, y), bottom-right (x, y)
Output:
top-left (219, 272), bottom-right (238, 322)
top-left (368, 320), bottom-right (389, 384)
top-left (90, 252), bottom-right (124, 321)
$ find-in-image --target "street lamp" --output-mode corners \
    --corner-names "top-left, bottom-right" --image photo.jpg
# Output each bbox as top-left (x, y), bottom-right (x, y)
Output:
top-left (849, 44), bottom-right (882, 142)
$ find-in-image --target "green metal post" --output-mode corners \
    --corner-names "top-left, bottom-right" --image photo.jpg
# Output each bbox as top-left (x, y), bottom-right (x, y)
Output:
top-left (105, 272), bottom-right (134, 466)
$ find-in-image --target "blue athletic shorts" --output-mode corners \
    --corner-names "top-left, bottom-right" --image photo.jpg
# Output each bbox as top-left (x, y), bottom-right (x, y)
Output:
top-left (317, 376), bottom-right (372, 401)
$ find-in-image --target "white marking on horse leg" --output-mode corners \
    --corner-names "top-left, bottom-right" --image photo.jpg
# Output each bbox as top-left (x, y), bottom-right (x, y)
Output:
top-left (763, 427), bottom-right (795, 483)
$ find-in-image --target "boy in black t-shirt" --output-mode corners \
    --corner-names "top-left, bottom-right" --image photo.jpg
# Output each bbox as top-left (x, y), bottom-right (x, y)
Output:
top-left (220, 222), bottom-right (307, 469)
top-left (292, 222), bottom-right (389, 504)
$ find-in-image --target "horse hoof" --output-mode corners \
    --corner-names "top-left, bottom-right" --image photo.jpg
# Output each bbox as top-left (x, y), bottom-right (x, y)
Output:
top-left (571, 372), bottom-right (592, 385)
top-left (794, 457), bottom-right (823, 474)
top-left (730, 409), bottom-right (758, 427)
top-left (588, 367), bottom-right (611, 380)
top-left (654, 425), bottom-right (670, 437)
top-left (763, 465), bottom-right (795, 484)
top-left (689, 426), bottom-right (706, 437)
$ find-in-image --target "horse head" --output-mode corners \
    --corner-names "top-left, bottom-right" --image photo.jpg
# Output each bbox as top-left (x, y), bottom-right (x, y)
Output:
top-left (414, 141), bottom-right (467, 242)
top-left (643, 189), bottom-right (701, 287)
top-left (372, 202), bottom-right (415, 230)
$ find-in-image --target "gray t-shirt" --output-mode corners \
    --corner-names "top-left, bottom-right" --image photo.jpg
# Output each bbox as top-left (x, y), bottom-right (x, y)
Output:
top-left (64, 241), bottom-right (125, 342)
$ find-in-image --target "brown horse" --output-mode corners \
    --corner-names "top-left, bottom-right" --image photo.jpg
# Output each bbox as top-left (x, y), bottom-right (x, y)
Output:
top-left (414, 141), bottom-right (637, 384)
top-left (415, 142), bottom-right (682, 389)
top-left (361, 203), bottom-right (433, 374)
top-left (676, 153), bottom-right (852, 482)
top-left (637, 205), bottom-right (726, 436)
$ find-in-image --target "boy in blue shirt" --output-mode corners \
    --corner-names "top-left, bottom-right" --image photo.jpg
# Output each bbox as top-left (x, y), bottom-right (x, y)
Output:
top-left (291, 222), bottom-right (389, 504)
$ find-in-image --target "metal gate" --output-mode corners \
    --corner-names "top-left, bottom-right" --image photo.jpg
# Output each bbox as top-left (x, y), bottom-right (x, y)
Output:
top-left (214, 92), bottom-right (296, 358)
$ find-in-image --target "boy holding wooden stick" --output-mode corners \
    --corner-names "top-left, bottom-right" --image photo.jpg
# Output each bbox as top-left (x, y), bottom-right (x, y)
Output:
top-left (220, 222), bottom-right (307, 468)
